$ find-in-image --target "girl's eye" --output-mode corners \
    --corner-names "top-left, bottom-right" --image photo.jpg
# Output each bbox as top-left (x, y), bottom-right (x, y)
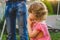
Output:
top-left (30, 18), bottom-right (34, 21)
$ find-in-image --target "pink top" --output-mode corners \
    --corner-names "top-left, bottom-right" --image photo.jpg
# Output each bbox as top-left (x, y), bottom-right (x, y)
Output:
top-left (30, 21), bottom-right (51, 40)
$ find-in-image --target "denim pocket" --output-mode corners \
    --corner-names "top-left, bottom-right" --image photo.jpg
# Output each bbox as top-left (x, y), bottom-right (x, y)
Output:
top-left (9, 7), bottom-right (16, 18)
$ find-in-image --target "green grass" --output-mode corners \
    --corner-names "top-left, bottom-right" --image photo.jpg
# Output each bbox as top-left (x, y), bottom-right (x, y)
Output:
top-left (48, 13), bottom-right (56, 15)
top-left (2, 34), bottom-right (20, 40)
top-left (50, 31), bottom-right (60, 40)
top-left (1, 31), bottom-right (60, 40)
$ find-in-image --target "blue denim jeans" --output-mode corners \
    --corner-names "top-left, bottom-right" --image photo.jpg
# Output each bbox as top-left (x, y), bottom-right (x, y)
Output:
top-left (5, 1), bottom-right (28, 40)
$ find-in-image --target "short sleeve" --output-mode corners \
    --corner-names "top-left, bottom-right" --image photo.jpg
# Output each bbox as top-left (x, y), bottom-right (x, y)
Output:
top-left (34, 23), bottom-right (42, 31)
top-left (34, 23), bottom-right (50, 37)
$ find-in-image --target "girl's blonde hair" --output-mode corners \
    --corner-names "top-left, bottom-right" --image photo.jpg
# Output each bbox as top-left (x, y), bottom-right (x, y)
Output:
top-left (28, 2), bottom-right (48, 20)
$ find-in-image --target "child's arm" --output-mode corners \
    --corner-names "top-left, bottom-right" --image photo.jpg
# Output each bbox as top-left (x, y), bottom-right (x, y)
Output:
top-left (27, 24), bottom-right (40, 38)
top-left (27, 18), bottom-right (43, 38)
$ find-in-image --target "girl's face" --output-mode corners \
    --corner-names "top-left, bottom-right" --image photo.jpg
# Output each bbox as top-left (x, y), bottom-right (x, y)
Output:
top-left (28, 13), bottom-right (48, 22)
top-left (28, 13), bottom-right (36, 22)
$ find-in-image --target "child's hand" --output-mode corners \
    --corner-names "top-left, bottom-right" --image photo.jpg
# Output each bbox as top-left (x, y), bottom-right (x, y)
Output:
top-left (27, 18), bottom-right (33, 26)
top-left (27, 14), bottom-right (36, 27)
top-left (36, 31), bottom-right (43, 38)
top-left (27, 17), bottom-right (36, 27)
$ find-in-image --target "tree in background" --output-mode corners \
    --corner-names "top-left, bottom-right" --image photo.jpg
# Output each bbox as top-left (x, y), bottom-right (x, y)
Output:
top-left (49, 0), bottom-right (58, 14)
top-left (37, 0), bottom-right (60, 15)
top-left (42, 0), bottom-right (54, 15)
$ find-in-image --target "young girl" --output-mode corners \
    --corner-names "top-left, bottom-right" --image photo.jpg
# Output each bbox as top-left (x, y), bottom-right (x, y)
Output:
top-left (27, 2), bottom-right (51, 40)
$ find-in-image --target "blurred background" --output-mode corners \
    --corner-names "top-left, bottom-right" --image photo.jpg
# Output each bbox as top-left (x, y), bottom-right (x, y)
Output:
top-left (0, 0), bottom-right (60, 40)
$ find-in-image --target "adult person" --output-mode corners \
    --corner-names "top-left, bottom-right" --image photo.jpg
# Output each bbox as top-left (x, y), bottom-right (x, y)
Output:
top-left (4, 0), bottom-right (28, 40)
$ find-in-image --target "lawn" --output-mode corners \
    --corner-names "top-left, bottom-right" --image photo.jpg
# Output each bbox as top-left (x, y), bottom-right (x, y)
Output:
top-left (2, 34), bottom-right (20, 40)
top-left (50, 31), bottom-right (60, 40)
top-left (1, 31), bottom-right (60, 40)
